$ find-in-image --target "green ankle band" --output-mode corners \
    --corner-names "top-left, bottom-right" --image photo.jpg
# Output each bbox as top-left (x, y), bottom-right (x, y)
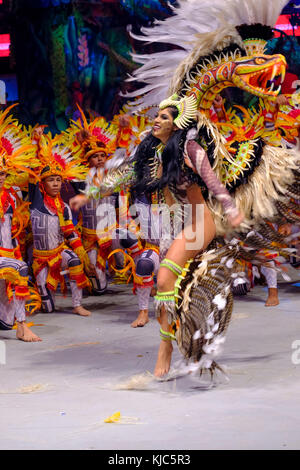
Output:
top-left (160, 328), bottom-right (176, 341)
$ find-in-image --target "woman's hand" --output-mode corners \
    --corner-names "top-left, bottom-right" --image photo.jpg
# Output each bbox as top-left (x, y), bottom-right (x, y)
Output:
top-left (118, 114), bottom-right (130, 127)
top-left (69, 194), bottom-right (88, 211)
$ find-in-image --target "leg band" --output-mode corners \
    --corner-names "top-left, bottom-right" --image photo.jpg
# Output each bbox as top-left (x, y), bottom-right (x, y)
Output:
top-left (154, 290), bottom-right (175, 302)
top-left (160, 258), bottom-right (183, 277)
top-left (154, 290), bottom-right (176, 325)
top-left (160, 328), bottom-right (176, 342)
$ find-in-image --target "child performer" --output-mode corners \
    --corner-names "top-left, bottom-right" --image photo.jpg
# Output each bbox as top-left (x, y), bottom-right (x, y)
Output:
top-left (30, 134), bottom-right (92, 315)
top-left (69, 113), bottom-right (160, 326)
top-left (110, 194), bottom-right (160, 328)
top-left (70, 128), bottom-right (118, 294)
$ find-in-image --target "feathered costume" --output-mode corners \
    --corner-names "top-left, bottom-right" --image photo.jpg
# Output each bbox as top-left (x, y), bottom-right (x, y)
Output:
top-left (0, 106), bottom-right (41, 329)
top-left (67, 108), bottom-right (160, 309)
top-left (29, 133), bottom-right (91, 313)
top-left (127, 0), bottom-right (300, 372)
top-left (60, 109), bottom-right (122, 293)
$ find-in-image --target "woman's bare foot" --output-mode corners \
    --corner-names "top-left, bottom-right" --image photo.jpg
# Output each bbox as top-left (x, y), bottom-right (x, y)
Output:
top-left (265, 288), bottom-right (279, 307)
top-left (73, 305), bottom-right (91, 316)
top-left (131, 309), bottom-right (149, 328)
top-left (16, 322), bottom-right (42, 342)
top-left (154, 340), bottom-right (173, 377)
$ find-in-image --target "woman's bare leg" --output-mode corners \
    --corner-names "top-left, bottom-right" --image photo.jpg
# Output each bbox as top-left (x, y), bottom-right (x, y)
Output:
top-left (154, 203), bottom-right (216, 377)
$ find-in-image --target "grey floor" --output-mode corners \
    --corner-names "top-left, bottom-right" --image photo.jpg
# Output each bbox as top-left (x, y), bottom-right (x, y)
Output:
top-left (1, 275), bottom-right (300, 450)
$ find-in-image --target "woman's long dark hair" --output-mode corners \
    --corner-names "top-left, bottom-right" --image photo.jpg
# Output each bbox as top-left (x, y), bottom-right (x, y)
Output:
top-left (133, 106), bottom-right (199, 197)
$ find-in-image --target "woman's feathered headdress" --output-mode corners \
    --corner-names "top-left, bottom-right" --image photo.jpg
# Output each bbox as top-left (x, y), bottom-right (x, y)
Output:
top-left (159, 93), bottom-right (198, 129)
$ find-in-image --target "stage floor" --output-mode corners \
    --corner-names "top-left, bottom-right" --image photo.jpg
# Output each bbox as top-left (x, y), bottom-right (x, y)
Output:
top-left (1, 276), bottom-right (300, 450)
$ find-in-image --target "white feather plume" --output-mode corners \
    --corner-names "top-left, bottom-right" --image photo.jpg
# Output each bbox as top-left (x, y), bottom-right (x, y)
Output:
top-left (124, 0), bottom-right (289, 111)
top-left (222, 0), bottom-right (288, 28)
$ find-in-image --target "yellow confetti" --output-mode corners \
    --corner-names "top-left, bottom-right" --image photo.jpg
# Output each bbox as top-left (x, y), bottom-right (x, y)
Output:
top-left (104, 411), bottom-right (121, 423)
top-left (18, 384), bottom-right (47, 394)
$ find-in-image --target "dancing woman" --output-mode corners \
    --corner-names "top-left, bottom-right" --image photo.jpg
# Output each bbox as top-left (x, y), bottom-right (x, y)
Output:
top-left (70, 95), bottom-right (244, 376)
top-left (134, 97), bottom-right (244, 376)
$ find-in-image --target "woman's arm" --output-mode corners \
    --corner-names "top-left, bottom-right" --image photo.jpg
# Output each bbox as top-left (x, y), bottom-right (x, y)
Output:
top-left (185, 140), bottom-right (243, 227)
top-left (86, 162), bottom-right (135, 199)
top-left (70, 162), bottom-right (136, 211)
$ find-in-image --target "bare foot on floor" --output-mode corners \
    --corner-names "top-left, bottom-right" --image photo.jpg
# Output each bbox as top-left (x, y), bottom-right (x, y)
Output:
top-left (154, 340), bottom-right (173, 377)
top-left (131, 309), bottom-right (149, 328)
top-left (16, 322), bottom-right (42, 342)
top-left (265, 288), bottom-right (279, 307)
top-left (73, 306), bottom-right (91, 316)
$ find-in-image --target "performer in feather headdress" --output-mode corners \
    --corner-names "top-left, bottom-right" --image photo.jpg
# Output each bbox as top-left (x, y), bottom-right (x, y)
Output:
top-left (61, 109), bottom-right (121, 294)
top-left (124, 0), bottom-right (300, 374)
top-left (71, 98), bottom-right (242, 375)
top-left (69, 109), bottom-right (161, 327)
top-left (29, 133), bottom-right (92, 315)
top-left (0, 106), bottom-right (42, 341)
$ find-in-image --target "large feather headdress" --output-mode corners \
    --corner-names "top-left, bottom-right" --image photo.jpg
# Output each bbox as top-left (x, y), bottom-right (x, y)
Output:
top-left (0, 105), bottom-right (39, 180)
top-left (60, 106), bottom-right (118, 163)
top-left (37, 133), bottom-right (87, 181)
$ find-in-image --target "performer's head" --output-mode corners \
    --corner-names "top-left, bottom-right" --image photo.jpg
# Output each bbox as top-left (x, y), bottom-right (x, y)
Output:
top-left (0, 171), bottom-right (7, 191)
top-left (133, 94), bottom-right (200, 196)
top-left (41, 174), bottom-right (62, 198)
top-left (152, 107), bottom-right (179, 144)
top-left (87, 148), bottom-right (107, 169)
top-left (75, 129), bottom-right (109, 168)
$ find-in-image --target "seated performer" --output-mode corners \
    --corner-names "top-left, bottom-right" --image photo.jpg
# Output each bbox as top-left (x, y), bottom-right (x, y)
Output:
top-left (0, 107), bottom-right (41, 341)
top-left (70, 130), bottom-right (118, 294)
top-left (30, 134), bottom-right (91, 315)
top-left (68, 111), bottom-right (160, 323)
top-left (111, 194), bottom-right (160, 328)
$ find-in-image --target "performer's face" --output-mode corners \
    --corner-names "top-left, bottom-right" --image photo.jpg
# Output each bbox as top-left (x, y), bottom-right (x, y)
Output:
top-left (0, 172), bottom-right (6, 190)
top-left (152, 108), bottom-right (177, 144)
top-left (88, 151), bottom-right (107, 169)
top-left (43, 175), bottom-right (62, 197)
